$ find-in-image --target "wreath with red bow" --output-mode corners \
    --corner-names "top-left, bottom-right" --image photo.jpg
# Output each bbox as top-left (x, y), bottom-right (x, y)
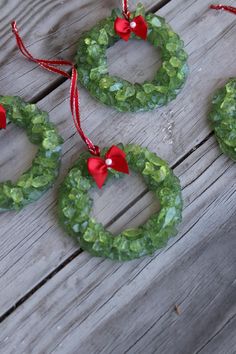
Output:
top-left (75, 3), bottom-right (188, 112)
top-left (58, 144), bottom-right (183, 261)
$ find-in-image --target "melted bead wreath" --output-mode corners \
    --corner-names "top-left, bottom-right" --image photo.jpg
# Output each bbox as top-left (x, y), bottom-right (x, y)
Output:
top-left (75, 4), bottom-right (188, 112)
top-left (58, 144), bottom-right (183, 261)
top-left (0, 96), bottom-right (63, 211)
top-left (209, 79), bottom-right (236, 161)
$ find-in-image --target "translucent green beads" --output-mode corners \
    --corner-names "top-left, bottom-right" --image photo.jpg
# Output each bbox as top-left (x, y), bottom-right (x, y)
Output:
top-left (58, 144), bottom-right (183, 261)
top-left (75, 4), bottom-right (188, 112)
top-left (210, 79), bottom-right (236, 161)
top-left (0, 96), bottom-right (63, 211)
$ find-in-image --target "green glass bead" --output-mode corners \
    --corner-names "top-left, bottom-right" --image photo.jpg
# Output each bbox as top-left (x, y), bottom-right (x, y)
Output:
top-left (9, 188), bottom-right (24, 204)
top-left (135, 3), bottom-right (146, 17)
top-left (122, 228), bottom-right (143, 239)
top-left (150, 17), bottom-right (162, 28)
top-left (98, 29), bottom-right (109, 45)
top-left (116, 86), bottom-right (136, 101)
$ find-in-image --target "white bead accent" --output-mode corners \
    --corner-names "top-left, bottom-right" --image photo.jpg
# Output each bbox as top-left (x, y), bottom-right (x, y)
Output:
top-left (130, 21), bottom-right (136, 29)
top-left (105, 158), bottom-right (112, 166)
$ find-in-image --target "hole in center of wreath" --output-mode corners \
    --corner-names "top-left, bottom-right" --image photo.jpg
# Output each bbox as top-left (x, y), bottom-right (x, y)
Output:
top-left (0, 125), bottom-right (37, 183)
top-left (89, 171), bottom-right (161, 236)
top-left (107, 39), bottom-right (161, 83)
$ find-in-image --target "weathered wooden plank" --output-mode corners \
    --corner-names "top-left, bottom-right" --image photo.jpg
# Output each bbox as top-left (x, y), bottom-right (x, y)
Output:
top-left (0, 0), bottom-right (235, 316)
top-left (0, 138), bottom-right (235, 354)
top-left (0, 0), bottom-right (162, 101)
top-left (195, 315), bottom-right (236, 354)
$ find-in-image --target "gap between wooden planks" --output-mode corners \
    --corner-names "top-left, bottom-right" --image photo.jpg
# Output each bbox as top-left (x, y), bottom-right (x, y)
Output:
top-left (0, 0), bottom-right (235, 345)
top-left (0, 137), bottom-right (235, 353)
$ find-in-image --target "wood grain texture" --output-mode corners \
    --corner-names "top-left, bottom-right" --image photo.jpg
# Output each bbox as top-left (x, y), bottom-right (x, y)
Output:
top-left (0, 0), bottom-right (161, 101)
top-left (196, 314), bottom-right (236, 354)
top-left (1, 0), bottom-right (236, 315)
top-left (0, 0), bottom-right (236, 351)
top-left (0, 138), bottom-right (235, 354)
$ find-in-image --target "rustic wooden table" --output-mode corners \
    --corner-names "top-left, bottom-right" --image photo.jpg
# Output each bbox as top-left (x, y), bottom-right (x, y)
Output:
top-left (0, 0), bottom-right (235, 353)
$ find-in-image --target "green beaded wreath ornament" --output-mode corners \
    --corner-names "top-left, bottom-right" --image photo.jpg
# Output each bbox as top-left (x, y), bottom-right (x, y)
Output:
top-left (0, 96), bottom-right (63, 212)
top-left (58, 144), bottom-right (183, 261)
top-left (209, 79), bottom-right (236, 161)
top-left (75, 3), bottom-right (188, 112)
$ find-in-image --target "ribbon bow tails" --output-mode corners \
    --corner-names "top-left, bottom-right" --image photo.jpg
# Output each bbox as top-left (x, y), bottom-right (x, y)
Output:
top-left (114, 15), bottom-right (148, 41)
top-left (87, 145), bottom-right (129, 188)
top-left (0, 105), bottom-right (6, 129)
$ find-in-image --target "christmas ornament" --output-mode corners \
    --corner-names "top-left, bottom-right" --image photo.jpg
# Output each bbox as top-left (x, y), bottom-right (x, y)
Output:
top-left (59, 144), bottom-right (182, 261)
top-left (12, 21), bottom-right (183, 260)
top-left (0, 96), bottom-right (62, 211)
top-left (209, 5), bottom-right (236, 161)
top-left (210, 80), bottom-right (236, 161)
top-left (75, 2), bottom-right (188, 112)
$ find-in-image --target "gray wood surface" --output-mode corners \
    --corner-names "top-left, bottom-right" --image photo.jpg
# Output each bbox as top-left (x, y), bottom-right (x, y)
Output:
top-left (0, 0), bottom-right (236, 353)
top-left (1, 138), bottom-right (236, 354)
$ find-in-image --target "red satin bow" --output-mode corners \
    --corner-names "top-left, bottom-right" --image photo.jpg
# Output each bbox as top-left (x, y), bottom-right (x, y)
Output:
top-left (87, 145), bottom-right (129, 188)
top-left (114, 15), bottom-right (148, 41)
top-left (0, 104), bottom-right (6, 129)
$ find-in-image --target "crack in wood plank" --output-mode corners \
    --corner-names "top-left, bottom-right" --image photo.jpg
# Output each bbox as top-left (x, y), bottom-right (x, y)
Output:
top-left (0, 249), bottom-right (83, 324)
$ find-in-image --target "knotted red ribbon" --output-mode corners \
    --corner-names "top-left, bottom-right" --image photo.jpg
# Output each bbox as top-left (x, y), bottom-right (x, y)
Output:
top-left (87, 145), bottom-right (129, 188)
top-left (122, 0), bottom-right (130, 19)
top-left (12, 21), bottom-right (129, 188)
top-left (210, 4), bottom-right (236, 14)
top-left (11, 22), bottom-right (99, 155)
top-left (114, 15), bottom-right (148, 41)
top-left (0, 104), bottom-right (6, 129)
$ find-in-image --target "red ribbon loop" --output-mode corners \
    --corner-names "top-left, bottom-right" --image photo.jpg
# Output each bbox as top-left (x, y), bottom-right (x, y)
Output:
top-left (12, 21), bottom-right (129, 188)
top-left (11, 21), bottom-right (99, 156)
top-left (210, 4), bottom-right (236, 14)
top-left (0, 104), bottom-right (6, 129)
top-left (122, 0), bottom-right (130, 19)
top-left (114, 15), bottom-right (148, 41)
top-left (87, 145), bottom-right (129, 188)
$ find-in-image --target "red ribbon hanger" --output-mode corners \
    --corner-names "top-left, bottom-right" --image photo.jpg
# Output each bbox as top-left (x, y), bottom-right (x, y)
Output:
top-left (122, 0), bottom-right (131, 19)
top-left (0, 105), bottom-right (6, 129)
top-left (210, 4), bottom-right (236, 14)
top-left (114, 0), bottom-right (148, 41)
top-left (11, 22), bottom-right (129, 188)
